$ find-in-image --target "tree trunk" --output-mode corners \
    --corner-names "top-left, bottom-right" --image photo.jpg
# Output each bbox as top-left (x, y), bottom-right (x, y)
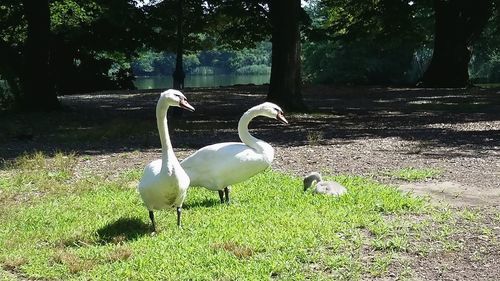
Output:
top-left (268, 0), bottom-right (305, 111)
top-left (171, 0), bottom-right (185, 117)
top-left (21, 0), bottom-right (59, 111)
top-left (172, 0), bottom-right (185, 90)
top-left (420, 0), bottom-right (492, 87)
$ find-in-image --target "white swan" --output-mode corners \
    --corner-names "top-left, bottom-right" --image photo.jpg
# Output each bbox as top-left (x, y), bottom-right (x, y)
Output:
top-left (138, 89), bottom-right (194, 231)
top-left (303, 172), bottom-right (347, 196)
top-left (180, 102), bottom-right (288, 203)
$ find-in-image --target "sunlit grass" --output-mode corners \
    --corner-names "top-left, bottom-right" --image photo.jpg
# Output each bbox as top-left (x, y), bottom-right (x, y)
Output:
top-left (384, 167), bottom-right (441, 182)
top-left (0, 152), bottom-right (77, 204)
top-left (0, 152), bottom-right (460, 280)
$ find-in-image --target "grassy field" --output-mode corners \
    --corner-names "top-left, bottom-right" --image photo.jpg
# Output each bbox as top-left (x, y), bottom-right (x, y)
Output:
top-left (0, 152), bottom-right (467, 280)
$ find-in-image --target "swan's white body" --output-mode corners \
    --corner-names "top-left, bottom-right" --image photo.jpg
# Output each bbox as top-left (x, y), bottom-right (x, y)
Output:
top-left (137, 89), bottom-right (194, 229)
top-left (182, 141), bottom-right (273, 190)
top-left (303, 172), bottom-right (347, 196)
top-left (138, 158), bottom-right (189, 210)
top-left (181, 102), bottom-right (287, 198)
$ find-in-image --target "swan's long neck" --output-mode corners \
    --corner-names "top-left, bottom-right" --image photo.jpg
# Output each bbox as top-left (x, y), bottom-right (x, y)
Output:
top-left (304, 173), bottom-right (322, 190)
top-left (238, 110), bottom-right (263, 150)
top-left (238, 109), bottom-right (274, 160)
top-left (157, 104), bottom-right (178, 173)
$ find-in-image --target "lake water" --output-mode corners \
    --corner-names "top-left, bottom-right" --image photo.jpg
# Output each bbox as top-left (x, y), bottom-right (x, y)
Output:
top-left (134, 74), bottom-right (270, 90)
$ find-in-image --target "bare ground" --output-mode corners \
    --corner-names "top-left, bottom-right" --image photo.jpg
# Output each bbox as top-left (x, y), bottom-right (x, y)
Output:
top-left (1, 84), bottom-right (499, 280)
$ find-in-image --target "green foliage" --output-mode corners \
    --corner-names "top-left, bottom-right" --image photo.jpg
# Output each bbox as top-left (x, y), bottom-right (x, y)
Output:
top-left (0, 78), bottom-right (15, 110)
top-left (0, 0), bottom-right (26, 44)
top-left (0, 0), bottom-right (149, 103)
top-left (470, 5), bottom-right (500, 83)
top-left (0, 0), bottom-right (24, 107)
top-left (48, 0), bottom-right (150, 93)
top-left (206, 0), bottom-right (270, 49)
top-left (303, 0), bottom-right (433, 85)
top-left (50, 0), bottom-right (102, 31)
top-left (471, 50), bottom-right (500, 83)
top-left (0, 152), bottom-right (451, 280)
top-left (303, 0), bottom-right (500, 85)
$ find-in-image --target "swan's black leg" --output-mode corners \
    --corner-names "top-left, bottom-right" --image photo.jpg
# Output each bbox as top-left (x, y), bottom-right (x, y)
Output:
top-left (149, 210), bottom-right (156, 232)
top-left (224, 186), bottom-right (230, 204)
top-left (218, 190), bottom-right (224, 203)
top-left (176, 207), bottom-right (182, 227)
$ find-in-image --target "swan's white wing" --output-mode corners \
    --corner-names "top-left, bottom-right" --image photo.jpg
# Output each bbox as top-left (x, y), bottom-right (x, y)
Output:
top-left (138, 159), bottom-right (162, 190)
top-left (181, 142), bottom-right (271, 189)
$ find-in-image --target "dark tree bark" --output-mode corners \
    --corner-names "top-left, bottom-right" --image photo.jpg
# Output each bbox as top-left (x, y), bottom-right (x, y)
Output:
top-left (172, 0), bottom-right (185, 90)
top-left (171, 0), bottom-right (185, 117)
top-left (421, 0), bottom-right (492, 87)
top-left (20, 0), bottom-right (59, 111)
top-left (268, 0), bottom-right (305, 111)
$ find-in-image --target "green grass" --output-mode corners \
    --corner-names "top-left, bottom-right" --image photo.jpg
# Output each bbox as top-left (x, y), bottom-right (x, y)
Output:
top-left (384, 167), bottom-right (441, 182)
top-left (0, 153), bottom-right (455, 280)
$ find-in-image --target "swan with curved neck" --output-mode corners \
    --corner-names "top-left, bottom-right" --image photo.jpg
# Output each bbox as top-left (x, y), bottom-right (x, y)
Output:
top-left (138, 89), bottom-right (194, 231)
top-left (303, 172), bottom-right (347, 196)
top-left (180, 102), bottom-right (287, 203)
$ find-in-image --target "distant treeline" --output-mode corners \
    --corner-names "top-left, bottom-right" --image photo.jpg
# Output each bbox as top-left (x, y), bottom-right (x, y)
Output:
top-left (132, 40), bottom-right (500, 84)
top-left (132, 43), bottom-right (271, 77)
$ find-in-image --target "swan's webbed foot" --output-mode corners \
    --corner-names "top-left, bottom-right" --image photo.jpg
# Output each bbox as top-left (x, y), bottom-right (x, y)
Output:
top-left (176, 207), bottom-right (182, 228)
top-left (149, 210), bottom-right (156, 233)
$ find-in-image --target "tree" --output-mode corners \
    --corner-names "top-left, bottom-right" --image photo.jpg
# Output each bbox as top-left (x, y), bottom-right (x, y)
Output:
top-left (302, 0), bottom-right (433, 85)
top-left (20, 0), bottom-right (60, 111)
top-left (1, 0), bottom-right (150, 109)
top-left (421, 0), bottom-right (493, 87)
top-left (173, 0), bottom-right (186, 90)
top-left (267, 0), bottom-right (305, 111)
top-left (50, 0), bottom-right (148, 93)
top-left (146, 0), bottom-right (211, 89)
top-left (203, 1), bottom-right (306, 109)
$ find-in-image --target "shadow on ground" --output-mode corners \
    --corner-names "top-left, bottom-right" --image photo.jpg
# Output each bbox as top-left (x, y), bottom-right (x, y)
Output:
top-left (182, 197), bottom-right (222, 210)
top-left (97, 217), bottom-right (151, 244)
top-left (1, 85), bottom-right (499, 160)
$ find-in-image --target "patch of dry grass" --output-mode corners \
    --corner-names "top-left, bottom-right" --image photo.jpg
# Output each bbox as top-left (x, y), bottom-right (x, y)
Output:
top-left (212, 241), bottom-right (255, 259)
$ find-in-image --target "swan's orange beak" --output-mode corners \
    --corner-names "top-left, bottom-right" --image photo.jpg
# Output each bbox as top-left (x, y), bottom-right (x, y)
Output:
top-left (179, 99), bottom-right (195, 112)
top-left (276, 112), bottom-right (288, 124)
